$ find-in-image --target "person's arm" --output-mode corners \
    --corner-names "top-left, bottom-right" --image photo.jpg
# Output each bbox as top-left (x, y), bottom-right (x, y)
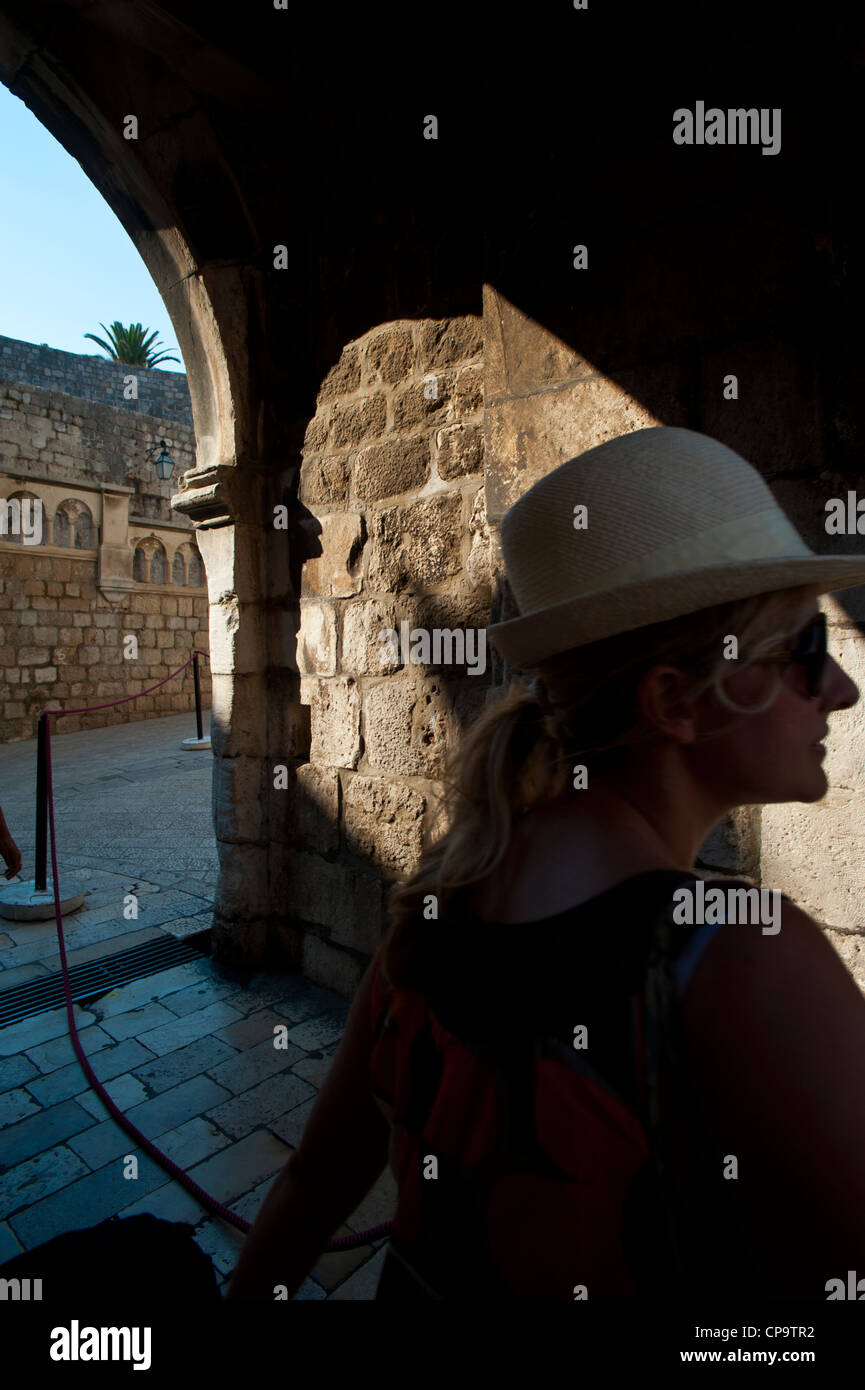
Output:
top-left (224, 951), bottom-right (391, 1300)
top-left (680, 893), bottom-right (865, 1277)
top-left (0, 803), bottom-right (22, 879)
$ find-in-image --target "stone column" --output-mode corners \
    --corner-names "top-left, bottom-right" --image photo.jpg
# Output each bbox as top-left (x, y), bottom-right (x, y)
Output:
top-left (96, 484), bottom-right (134, 605)
top-left (172, 460), bottom-right (287, 968)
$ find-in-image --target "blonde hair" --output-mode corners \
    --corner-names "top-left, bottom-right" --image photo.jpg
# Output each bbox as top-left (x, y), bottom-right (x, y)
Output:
top-left (379, 583), bottom-right (823, 990)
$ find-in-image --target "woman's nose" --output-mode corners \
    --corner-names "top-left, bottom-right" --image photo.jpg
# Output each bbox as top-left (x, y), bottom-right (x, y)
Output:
top-left (823, 654), bottom-right (859, 710)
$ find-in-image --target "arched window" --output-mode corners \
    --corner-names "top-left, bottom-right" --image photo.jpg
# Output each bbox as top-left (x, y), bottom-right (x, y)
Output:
top-left (172, 552), bottom-right (186, 586)
top-left (133, 546), bottom-right (148, 581)
top-left (73, 511), bottom-right (92, 548)
top-left (53, 508), bottom-right (71, 547)
top-left (188, 549), bottom-right (204, 587)
top-left (149, 545), bottom-right (166, 585)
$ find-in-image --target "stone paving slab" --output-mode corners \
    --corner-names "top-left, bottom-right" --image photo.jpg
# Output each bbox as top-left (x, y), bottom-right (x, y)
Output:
top-left (269, 1097), bottom-right (318, 1150)
top-left (211, 1007), bottom-right (306, 1052)
top-left (116, 1180), bottom-right (207, 1227)
top-left (0, 1143), bottom-right (91, 1218)
top-left (8, 1151), bottom-right (173, 1248)
top-left (86, 960), bottom-right (216, 1019)
top-left (0, 1052), bottom-right (39, 1094)
top-left (183, 1128), bottom-right (294, 1207)
top-left (76, 1072), bottom-right (150, 1118)
top-left (0, 1084), bottom-right (42, 1128)
top-left (158, 976), bottom-right (245, 1018)
top-left (282, 1015), bottom-right (347, 1052)
top-left (205, 1071), bottom-right (316, 1141)
top-left (0, 1003), bottom-right (96, 1058)
top-left (98, 1001), bottom-right (178, 1040)
top-left (205, 1036), bottom-right (305, 1095)
top-left (0, 961), bottom-right (52, 991)
top-left (129, 1035), bottom-right (238, 1096)
top-left (68, 1074), bottom-right (232, 1170)
top-left (23, 1023), bottom-right (113, 1075)
top-left (23, 1038), bottom-right (156, 1107)
top-left (135, 1000), bottom-right (246, 1057)
top-left (1, 1097), bottom-right (98, 1172)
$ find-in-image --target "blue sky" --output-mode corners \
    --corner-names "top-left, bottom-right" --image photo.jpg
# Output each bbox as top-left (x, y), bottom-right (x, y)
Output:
top-left (0, 83), bottom-right (184, 373)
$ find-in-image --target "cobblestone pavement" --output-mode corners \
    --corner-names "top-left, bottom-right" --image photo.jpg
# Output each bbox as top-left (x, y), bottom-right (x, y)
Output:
top-left (0, 713), bottom-right (395, 1299)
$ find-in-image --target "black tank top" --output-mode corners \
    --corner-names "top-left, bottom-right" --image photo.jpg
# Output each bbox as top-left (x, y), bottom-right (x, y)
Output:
top-left (373, 870), bottom-right (826, 1300)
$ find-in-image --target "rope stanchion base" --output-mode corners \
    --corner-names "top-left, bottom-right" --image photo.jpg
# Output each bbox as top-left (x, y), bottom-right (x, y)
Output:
top-left (181, 734), bottom-right (211, 749)
top-left (0, 877), bottom-right (85, 921)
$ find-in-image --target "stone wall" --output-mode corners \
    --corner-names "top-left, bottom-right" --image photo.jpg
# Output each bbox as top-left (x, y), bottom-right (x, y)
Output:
top-left (270, 316), bottom-right (490, 993)
top-left (0, 354), bottom-right (209, 742)
top-left (484, 286), bottom-right (865, 985)
top-left (0, 334), bottom-right (192, 428)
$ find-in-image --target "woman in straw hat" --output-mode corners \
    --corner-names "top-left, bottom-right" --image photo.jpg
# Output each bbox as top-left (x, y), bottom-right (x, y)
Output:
top-left (227, 426), bottom-right (865, 1303)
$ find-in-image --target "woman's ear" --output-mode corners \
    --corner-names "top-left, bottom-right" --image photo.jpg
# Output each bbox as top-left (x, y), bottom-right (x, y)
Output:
top-left (634, 664), bottom-right (700, 745)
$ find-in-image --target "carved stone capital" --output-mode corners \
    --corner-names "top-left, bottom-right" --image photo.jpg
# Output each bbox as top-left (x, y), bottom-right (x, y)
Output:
top-left (171, 464), bottom-right (265, 530)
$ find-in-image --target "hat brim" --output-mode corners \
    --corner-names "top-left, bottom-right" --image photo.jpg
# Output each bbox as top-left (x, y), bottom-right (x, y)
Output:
top-left (486, 555), bottom-right (865, 670)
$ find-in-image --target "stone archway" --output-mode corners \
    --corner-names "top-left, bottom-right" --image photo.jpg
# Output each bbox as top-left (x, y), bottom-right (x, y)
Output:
top-left (0, 4), bottom-right (292, 973)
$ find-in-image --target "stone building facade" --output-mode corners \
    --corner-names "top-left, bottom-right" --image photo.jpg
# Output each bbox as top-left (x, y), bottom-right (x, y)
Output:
top-left (0, 337), bottom-right (210, 741)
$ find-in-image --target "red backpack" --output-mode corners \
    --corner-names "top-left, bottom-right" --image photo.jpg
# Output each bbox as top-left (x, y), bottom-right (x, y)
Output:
top-left (369, 871), bottom-right (699, 1300)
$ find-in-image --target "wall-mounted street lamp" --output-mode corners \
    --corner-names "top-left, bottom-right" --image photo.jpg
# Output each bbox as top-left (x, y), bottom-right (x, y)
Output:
top-left (145, 438), bottom-right (176, 480)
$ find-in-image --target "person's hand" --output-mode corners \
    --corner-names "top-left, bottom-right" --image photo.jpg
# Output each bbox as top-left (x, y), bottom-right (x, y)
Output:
top-left (0, 832), bottom-right (22, 879)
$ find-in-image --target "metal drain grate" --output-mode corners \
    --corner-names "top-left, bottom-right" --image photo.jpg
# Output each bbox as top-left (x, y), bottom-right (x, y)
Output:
top-left (0, 930), bottom-right (212, 1029)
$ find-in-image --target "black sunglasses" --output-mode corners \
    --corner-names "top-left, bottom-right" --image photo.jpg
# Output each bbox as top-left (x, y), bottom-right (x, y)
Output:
top-left (757, 612), bottom-right (828, 698)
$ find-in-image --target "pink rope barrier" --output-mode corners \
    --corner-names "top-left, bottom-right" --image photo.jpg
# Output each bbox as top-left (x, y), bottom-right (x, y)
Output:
top-left (38, 650), bottom-right (392, 1255)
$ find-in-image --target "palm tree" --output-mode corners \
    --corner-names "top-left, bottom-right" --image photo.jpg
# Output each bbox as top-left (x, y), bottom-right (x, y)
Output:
top-left (83, 321), bottom-right (180, 368)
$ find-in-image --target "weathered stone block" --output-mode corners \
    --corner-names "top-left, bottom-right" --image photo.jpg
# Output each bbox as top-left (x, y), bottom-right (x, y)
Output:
top-left (416, 317), bottom-right (483, 372)
top-left (328, 394), bottom-right (387, 449)
top-left (303, 414), bottom-right (329, 453)
top-left (298, 454), bottom-right (350, 507)
top-left (363, 326), bottom-right (413, 386)
top-left (361, 677), bottom-right (449, 778)
top-left (299, 930), bottom-right (368, 1000)
top-left (342, 774), bottom-right (425, 874)
top-left (365, 495), bottom-right (463, 592)
top-left (301, 513), bottom-right (365, 599)
top-left (273, 849), bottom-right (381, 956)
top-left (268, 760), bottom-right (339, 855)
top-left (302, 676), bottom-right (361, 768)
top-left (213, 755), bottom-right (265, 842)
top-left (341, 599), bottom-right (400, 675)
top-left (316, 344), bottom-right (361, 403)
top-left (392, 378), bottom-right (452, 433)
top-left (466, 485), bottom-right (492, 593)
top-left (215, 840), bottom-right (269, 921)
top-left (436, 422), bottom-right (483, 480)
top-left (297, 603), bottom-right (337, 676)
top-left (353, 436), bottom-right (429, 503)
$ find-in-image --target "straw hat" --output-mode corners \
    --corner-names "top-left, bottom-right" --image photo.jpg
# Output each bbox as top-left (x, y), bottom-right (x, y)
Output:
top-left (487, 426), bottom-right (865, 670)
